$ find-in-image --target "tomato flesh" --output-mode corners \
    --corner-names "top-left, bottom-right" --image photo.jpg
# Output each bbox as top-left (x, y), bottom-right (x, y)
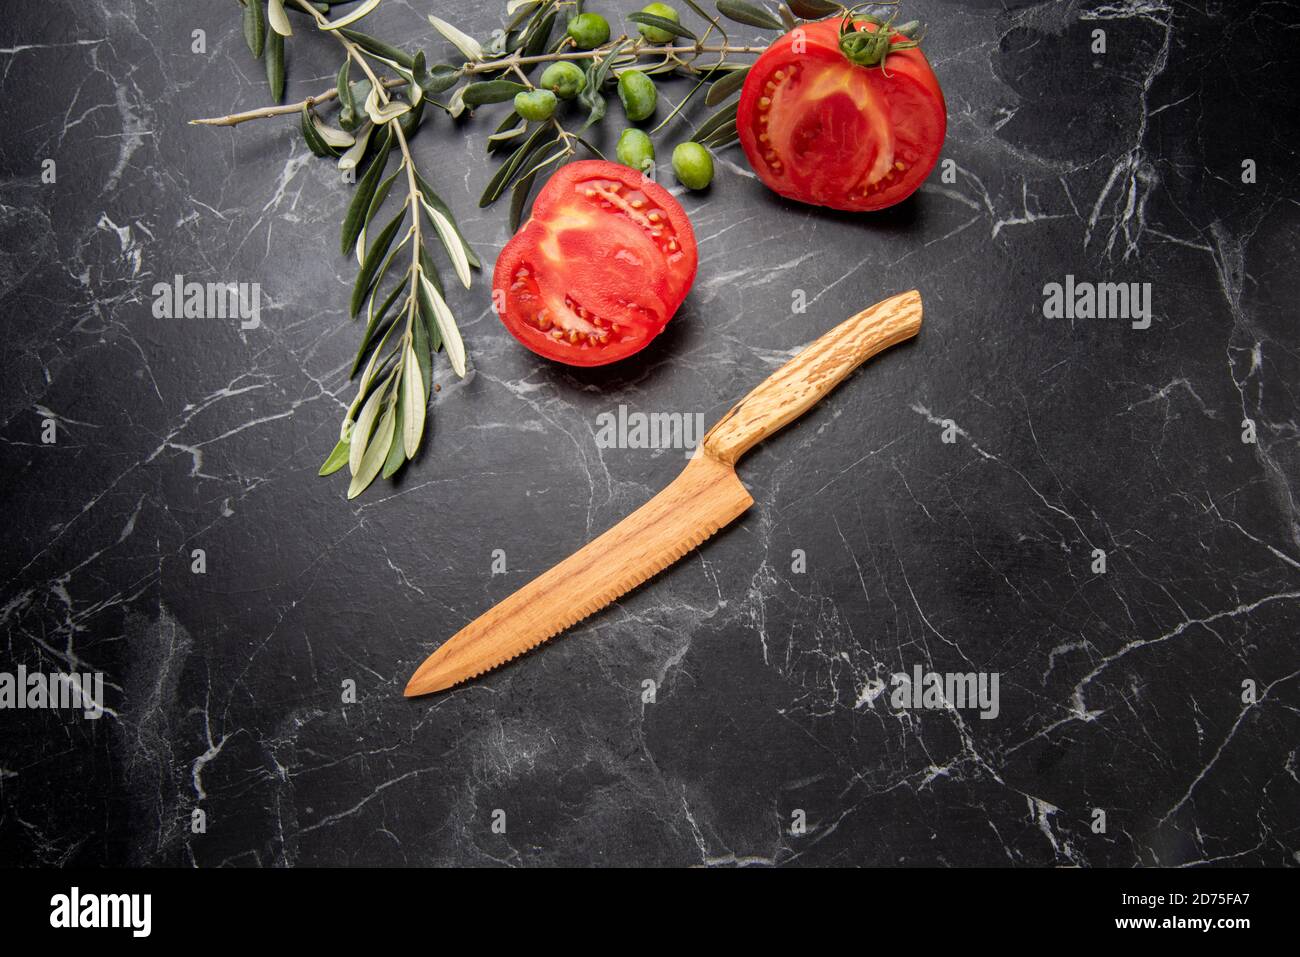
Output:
top-left (492, 161), bottom-right (698, 366)
top-left (738, 19), bottom-right (946, 212)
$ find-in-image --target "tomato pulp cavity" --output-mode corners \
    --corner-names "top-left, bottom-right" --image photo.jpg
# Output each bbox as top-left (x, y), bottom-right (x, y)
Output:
top-left (492, 160), bottom-right (698, 366)
top-left (737, 18), bottom-right (946, 212)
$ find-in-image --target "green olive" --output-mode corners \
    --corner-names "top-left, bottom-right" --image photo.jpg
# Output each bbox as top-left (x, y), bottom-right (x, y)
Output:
top-left (636, 3), bottom-right (680, 44)
top-left (616, 128), bottom-right (656, 174)
top-left (672, 141), bottom-right (714, 190)
top-left (513, 89), bottom-right (558, 122)
top-left (617, 70), bottom-right (657, 122)
top-left (566, 13), bottom-right (610, 49)
top-left (539, 61), bottom-right (585, 100)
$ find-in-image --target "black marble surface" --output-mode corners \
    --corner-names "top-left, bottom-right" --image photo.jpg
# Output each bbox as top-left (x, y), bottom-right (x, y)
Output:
top-left (1, 0), bottom-right (1297, 867)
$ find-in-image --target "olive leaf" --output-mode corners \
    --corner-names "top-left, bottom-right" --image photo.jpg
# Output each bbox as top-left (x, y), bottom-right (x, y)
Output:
top-left (350, 213), bottom-right (406, 316)
top-left (571, 134), bottom-right (605, 160)
top-left (716, 0), bottom-right (784, 30)
top-left (705, 125), bottom-right (739, 149)
top-left (348, 397), bottom-right (396, 498)
top-left (335, 58), bottom-right (355, 114)
top-left (414, 171), bottom-right (481, 268)
top-left (383, 395), bottom-right (407, 478)
top-left (301, 104), bottom-right (336, 156)
top-left (341, 126), bottom-right (393, 254)
top-left (338, 75), bottom-right (371, 132)
top-left (692, 102), bottom-right (739, 143)
top-left (419, 245), bottom-right (444, 297)
top-left (349, 381), bottom-right (388, 475)
top-left (318, 435), bottom-right (350, 476)
top-left (425, 205), bottom-right (473, 289)
top-left (267, 0), bottom-right (293, 37)
top-left (578, 38), bottom-right (627, 129)
top-left (518, 7), bottom-right (558, 60)
top-left (428, 14), bottom-right (483, 61)
top-left (704, 64), bottom-right (750, 105)
top-left (322, 0), bottom-right (383, 32)
top-left (410, 304), bottom-right (433, 396)
top-left (503, 0), bottom-right (554, 56)
top-left (313, 114), bottom-right (355, 149)
top-left (446, 84), bottom-right (468, 118)
top-left (415, 270), bottom-right (443, 353)
top-left (421, 64), bottom-right (462, 95)
top-left (579, 70), bottom-right (606, 127)
top-left (507, 0), bottom-right (541, 18)
top-left (357, 168), bottom-right (400, 262)
top-left (401, 339), bottom-right (426, 457)
top-left (422, 274), bottom-right (467, 377)
top-left (628, 12), bottom-right (698, 41)
top-left (461, 80), bottom-right (529, 107)
top-left (678, 60), bottom-right (748, 78)
top-left (265, 30), bottom-right (285, 101)
top-left (699, 117), bottom-right (738, 148)
top-left (242, 0), bottom-right (266, 58)
top-left (480, 123), bottom-right (557, 206)
top-left (488, 120), bottom-right (528, 150)
top-left (338, 121), bottom-right (375, 171)
top-left (352, 282), bottom-right (405, 376)
top-left (365, 89), bottom-right (411, 124)
top-left (509, 169), bottom-right (538, 232)
top-left (516, 139), bottom-right (570, 186)
top-left (352, 311), bottom-right (404, 392)
top-left (393, 67), bottom-right (423, 108)
top-left (789, 0), bottom-right (841, 18)
top-left (339, 28), bottom-right (417, 69)
top-left (353, 295), bottom-right (403, 392)
top-left (404, 50), bottom-right (429, 99)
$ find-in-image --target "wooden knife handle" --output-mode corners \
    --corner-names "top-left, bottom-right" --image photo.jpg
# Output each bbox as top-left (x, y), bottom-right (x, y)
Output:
top-left (702, 290), bottom-right (923, 466)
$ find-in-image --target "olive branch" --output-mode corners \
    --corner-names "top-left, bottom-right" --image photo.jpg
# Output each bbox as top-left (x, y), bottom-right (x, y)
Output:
top-left (216, 0), bottom-right (478, 498)
top-left (195, 0), bottom-right (859, 496)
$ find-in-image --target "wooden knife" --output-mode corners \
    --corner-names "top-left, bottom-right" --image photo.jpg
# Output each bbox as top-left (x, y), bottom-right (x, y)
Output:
top-left (404, 290), bottom-right (923, 696)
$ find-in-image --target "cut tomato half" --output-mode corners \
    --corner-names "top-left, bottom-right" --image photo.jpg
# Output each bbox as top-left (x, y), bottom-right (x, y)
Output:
top-left (492, 160), bottom-right (699, 366)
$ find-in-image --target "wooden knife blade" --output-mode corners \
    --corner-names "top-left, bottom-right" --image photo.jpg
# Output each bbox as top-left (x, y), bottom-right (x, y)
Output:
top-left (404, 289), bottom-right (923, 696)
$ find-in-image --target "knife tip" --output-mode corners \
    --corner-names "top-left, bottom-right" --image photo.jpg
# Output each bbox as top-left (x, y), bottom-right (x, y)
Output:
top-left (403, 670), bottom-right (437, 697)
top-left (404, 658), bottom-right (463, 697)
top-left (403, 663), bottom-right (433, 697)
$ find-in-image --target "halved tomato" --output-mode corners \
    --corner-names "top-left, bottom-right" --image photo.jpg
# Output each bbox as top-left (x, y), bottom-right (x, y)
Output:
top-left (737, 18), bottom-right (946, 212)
top-left (492, 160), bottom-right (698, 366)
